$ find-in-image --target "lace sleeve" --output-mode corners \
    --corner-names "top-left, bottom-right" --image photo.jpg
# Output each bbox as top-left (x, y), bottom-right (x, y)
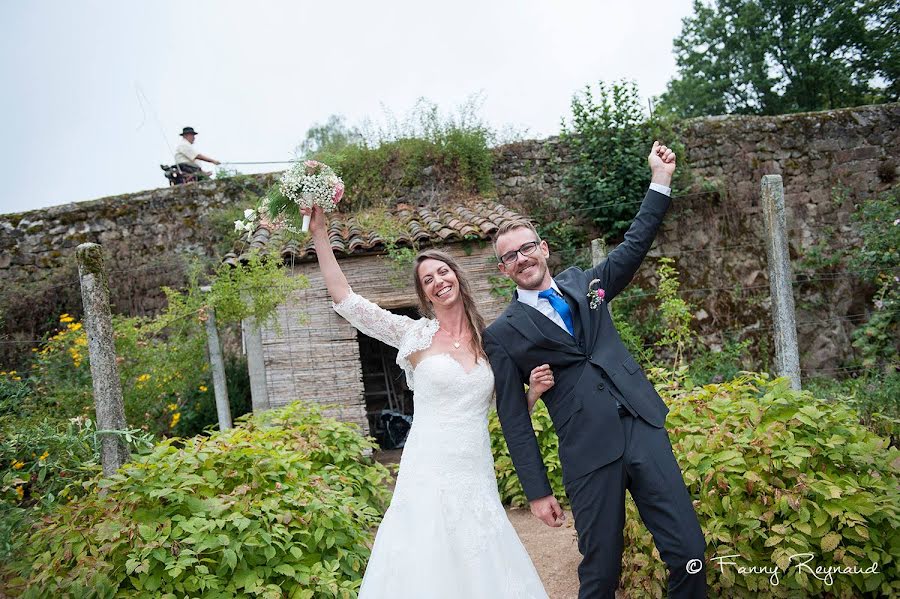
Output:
top-left (332, 290), bottom-right (416, 350)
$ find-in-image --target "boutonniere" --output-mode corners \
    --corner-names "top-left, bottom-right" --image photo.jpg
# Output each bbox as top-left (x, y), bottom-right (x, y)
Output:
top-left (587, 279), bottom-right (606, 309)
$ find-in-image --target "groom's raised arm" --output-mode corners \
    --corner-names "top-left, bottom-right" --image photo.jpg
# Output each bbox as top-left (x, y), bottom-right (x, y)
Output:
top-left (586, 188), bottom-right (671, 301)
top-left (483, 328), bottom-right (553, 501)
top-left (586, 141), bottom-right (676, 301)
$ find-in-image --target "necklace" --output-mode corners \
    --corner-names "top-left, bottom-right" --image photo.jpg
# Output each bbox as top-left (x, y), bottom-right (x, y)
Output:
top-left (439, 324), bottom-right (467, 349)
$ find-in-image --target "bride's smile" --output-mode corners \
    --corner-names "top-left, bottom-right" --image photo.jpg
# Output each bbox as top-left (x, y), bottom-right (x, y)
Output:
top-left (418, 258), bottom-right (461, 307)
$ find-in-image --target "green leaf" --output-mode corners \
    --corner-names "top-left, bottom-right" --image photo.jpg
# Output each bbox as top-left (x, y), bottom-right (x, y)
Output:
top-left (223, 548), bottom-right (237, 570)
top-left (274, 564), bottom-right (296, 578)
top-left (821, 532), bottom-right (841, 552)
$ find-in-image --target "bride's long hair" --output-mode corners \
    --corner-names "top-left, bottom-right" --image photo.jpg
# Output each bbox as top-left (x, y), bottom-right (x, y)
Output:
top-left (413, 249), bottom-right (487, 360)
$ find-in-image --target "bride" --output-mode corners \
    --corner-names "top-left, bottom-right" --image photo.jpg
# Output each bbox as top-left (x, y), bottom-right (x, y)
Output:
top-left (304, 205), bottom-right (551, 598)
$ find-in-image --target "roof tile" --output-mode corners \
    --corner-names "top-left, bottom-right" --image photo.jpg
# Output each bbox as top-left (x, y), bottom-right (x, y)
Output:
top-left (222, 199), bottom-right (525, 265)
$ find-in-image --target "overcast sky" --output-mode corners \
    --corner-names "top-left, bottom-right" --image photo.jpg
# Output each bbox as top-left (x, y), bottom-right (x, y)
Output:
top-left (0, 0), bottom-right (696, 215)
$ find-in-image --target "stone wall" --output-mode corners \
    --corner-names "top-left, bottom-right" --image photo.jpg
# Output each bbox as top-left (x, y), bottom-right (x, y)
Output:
top-left (2, 103), bottom-right (897, 373)
top-left (0, 175), bottom-right (273, 363)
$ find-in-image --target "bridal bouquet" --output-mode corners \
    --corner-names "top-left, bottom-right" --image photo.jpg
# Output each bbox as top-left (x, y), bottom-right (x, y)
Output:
top-left (268, 160), bottom-right (345, 232)
top-left (233, 160), bottom-right (345, 239)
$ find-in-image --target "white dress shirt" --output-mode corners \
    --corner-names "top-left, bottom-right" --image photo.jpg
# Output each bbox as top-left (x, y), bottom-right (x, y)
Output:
top-left (516, 279), bottom-right (571, 336)
top-left (174, 142), bottom-right (201, 167)
top-left (648, 182), bottom-right (671, 196)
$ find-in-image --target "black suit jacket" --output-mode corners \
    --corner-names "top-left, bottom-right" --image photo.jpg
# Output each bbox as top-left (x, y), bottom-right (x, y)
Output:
top-left (483, 189), bottom-right (672, 501)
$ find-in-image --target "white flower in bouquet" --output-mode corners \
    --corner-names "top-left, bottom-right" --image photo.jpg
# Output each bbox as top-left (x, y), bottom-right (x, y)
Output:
top-left (236, 160), bottom-right (345, 237)
top-left (277, 160), bottom-right (345, 231)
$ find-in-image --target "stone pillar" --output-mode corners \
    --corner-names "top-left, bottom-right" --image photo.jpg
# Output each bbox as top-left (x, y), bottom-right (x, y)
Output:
top-left (761, 175), bottom-right (802, 390)
top-left (242, 315), bottom-right (270, 412)
top-left (75, 243), bottom-right (130, 474)
top-left (200, 288), bottom-right (232, 430)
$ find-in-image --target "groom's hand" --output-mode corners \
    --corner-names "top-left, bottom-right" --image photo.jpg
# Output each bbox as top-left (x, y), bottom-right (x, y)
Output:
top-left (530, 495), bottom-right (565, 527)
top-left (648, 140), bottom-right (676, 188)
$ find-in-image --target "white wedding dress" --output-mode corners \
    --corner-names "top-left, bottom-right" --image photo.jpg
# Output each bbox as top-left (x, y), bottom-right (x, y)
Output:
top-left (334, 291), bottom-right (549, 599)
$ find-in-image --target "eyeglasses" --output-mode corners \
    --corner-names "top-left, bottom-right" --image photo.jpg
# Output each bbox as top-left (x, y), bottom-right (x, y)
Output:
top-left (499, 240), bottom-right (540, 265)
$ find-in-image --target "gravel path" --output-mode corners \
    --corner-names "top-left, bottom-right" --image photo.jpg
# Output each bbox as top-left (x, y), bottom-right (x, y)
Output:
top-left (507, 506), bottom-right (582, 599)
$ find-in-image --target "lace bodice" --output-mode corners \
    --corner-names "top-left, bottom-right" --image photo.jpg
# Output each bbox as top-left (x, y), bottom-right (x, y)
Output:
top-left (333, 290), bottom-right (440, 390)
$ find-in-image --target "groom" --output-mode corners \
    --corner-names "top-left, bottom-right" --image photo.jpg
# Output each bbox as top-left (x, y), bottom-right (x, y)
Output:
top-left (484, 142), bottom-right (706, 598)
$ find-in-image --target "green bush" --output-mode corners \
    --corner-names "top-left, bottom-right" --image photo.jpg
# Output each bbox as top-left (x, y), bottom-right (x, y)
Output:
top-left (173, 354), bottom-right (252, 438)
top-left (0, 368), bottom-right (30, 423)
top-left (625, 372), bottom-right (899, 597)
top-left (489, 401), bottom-right (568, 509)
top-left (489, 372), bottom-right (900, 597)
top-left (1, 417), bottom-right (101, 562)
top-left (0, 416), bottom-right (154, 563)
top-left (312, 99), bottom-right (495, 208)
top-left (805, 372), bottom-right (900, 443)
top-left (686, 337), bottom-right (754, 386)
top-left (12, 252), bottom-right (305, 439)
top-left (561, 80), bottom-right (688, 240)
top-left (3, 402), bottom-right (392, 598)
top-left (18, 314), bottom-right (208, 437)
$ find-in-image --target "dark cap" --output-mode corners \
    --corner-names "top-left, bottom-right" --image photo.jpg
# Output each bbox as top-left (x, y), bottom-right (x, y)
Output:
top-left (180, 127), bottom-right (198, 136)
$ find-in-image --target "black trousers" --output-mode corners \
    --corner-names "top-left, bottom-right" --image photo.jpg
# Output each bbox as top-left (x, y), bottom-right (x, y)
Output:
top-left (565, 411), bottom-right (707, 598)
top-left (176, 163), bottom-right (209, 181)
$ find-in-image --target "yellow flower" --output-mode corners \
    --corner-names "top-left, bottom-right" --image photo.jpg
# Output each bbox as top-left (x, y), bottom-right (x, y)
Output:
top-left (137, 374), bottom-right (151, 383)
top-left (11, 460), bottom-right (25, 470)
top-left (15, 486), bottom-right (24, 500)
top-left (167, 403), bottom-right (178, 412)
top-left (170, 412), bottom-right (181, 428)
top-left (59, 314), bottom-right (73, 323)
top-left (68, 348), bottom-right (83, 367)
top-left (74, 336), bottom-right (87, 346)
top-left (198, 385), bottom-right (208, 392)
top-left (12, 376), bottom-right (21, 381)
top-left (38, 451), bottom-right (49, 461)
top-left (67, 322), bottom-right (83, 332)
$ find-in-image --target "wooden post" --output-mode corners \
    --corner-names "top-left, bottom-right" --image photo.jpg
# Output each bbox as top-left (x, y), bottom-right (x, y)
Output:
top-left (75, 243), bottom-right (129, 475)
top-left (761, 175), bottom-right (802, 390)
top-left (201, 287), bottom-right (232, 430)
top-left (590, 239), bottom-right (613, 318)
top-left (242, 313), bottom-right (270, 412)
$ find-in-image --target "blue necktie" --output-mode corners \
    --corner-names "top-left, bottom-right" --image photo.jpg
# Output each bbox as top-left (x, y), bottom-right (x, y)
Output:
top-left (538, 289), bottom-right (575, 337)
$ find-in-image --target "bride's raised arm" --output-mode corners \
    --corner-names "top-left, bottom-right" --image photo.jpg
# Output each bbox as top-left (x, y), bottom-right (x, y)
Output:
top-left (306, 206), bottom-right (352, 304)
top-left (305, 206), bottom-right (416, 350)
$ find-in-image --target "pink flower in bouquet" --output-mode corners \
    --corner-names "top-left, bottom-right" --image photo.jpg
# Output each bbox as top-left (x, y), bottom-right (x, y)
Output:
top-left (333, 181), bottom-right (345, 204)
top-left (596, 288), bottom-right (605, 300)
